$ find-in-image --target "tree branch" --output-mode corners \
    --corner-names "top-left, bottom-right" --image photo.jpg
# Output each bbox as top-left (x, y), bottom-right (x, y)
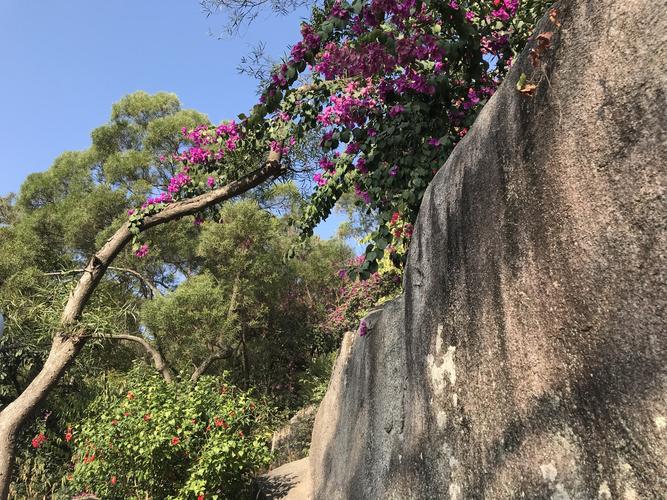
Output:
top-left (105, 334), bottom-right (174, 383)
top-left (189, 346), bottom-right (236, 383)
top-left (60, 149), bottom-right (283, 328)
top-left (46, 266), bottom-right (162, 298)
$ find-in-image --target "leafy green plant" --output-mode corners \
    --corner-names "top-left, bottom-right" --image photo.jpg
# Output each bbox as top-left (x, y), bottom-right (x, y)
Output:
top-left (65, 370), bottom-right (273, 499)
top-left (298, 351), bottom-right (337, 406)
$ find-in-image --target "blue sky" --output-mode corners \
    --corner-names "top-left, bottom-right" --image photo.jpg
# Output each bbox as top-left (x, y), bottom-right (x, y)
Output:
top-left (0, 0), bottom-right (350, 241)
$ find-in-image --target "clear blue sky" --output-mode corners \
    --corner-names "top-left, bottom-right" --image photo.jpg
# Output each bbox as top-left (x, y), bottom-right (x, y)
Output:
top-left (0, 0), bottom-right (350, 241)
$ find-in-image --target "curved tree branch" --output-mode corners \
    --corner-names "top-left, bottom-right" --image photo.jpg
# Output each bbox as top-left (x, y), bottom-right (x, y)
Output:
top-left (106, 334), bottom-right (174, 383)
top-left (46, 266), bottom-right (162, 298)
top-left (190, 346), bottom-right (236, 384)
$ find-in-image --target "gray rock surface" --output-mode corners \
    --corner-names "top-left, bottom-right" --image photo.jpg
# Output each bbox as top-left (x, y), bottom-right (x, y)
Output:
top-left (256, 458), bottom-right (312, 499)
top-left (309, 0), bottom-right (667, 498)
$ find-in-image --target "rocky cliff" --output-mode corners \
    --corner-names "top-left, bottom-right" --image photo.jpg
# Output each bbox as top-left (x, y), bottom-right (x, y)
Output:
top-left (308, 0), bottom-right (667, 498)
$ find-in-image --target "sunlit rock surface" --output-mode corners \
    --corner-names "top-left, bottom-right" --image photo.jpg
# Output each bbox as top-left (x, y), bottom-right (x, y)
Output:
top-left (308, 0), bottom-right (667, 497)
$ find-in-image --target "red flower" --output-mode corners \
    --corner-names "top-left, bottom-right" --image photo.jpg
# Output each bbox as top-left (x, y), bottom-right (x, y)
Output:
top-left (214, 418), bottom-right (229, 429)
top-left (84, 453), bottom-right (95, 464)
top-left (198, 495), bottom-right (205, 500)
top-left (171, 436), bottom-right (180, 446)
top-left (111, 419), bottom-right (118, 426)
top-left (111, 475), bottom-right (117, 485)
top-left (31, 432), bottom-right (47, 448)
top-left (127, 391), bottom-right (135, 400)
top-left (143, 414), bottom-right (151, 421)
top-left (390, 211), bottom-right (400, 224)
top-left (64, 431), bottom-right (73, 442)
top-left (239, 431), bottom-right (244, 437)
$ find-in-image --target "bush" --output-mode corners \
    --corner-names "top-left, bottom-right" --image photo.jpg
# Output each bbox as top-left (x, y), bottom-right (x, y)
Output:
top-left (65, 372), bottom-right (273, 499)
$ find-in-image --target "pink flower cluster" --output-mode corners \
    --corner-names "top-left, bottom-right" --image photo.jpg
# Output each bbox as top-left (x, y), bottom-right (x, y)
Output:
top-left (142, 192), bottom-right (172, 208)
top-left (270, 136), bottom-right (296, 155)
top-left (168, 172), bottom-right (191, 194)
top-left (135, 244), bottom-right (149, 258)
top-left (491, 0), bottom-right (519, 21)
top-left (313, 173), bottom-right (328, 186)
top-left (317, 84), bottom-right (379, 128)
top-left (355, 157), bottom-right (368, 174)
top-left (354, 183), bottom-right (371, 204)
top-left (173, 121), bottom-right (242, 165)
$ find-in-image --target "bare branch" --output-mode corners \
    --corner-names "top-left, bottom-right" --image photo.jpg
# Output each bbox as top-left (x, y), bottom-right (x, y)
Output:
top-left (200, 0), bottom-right (312, 37)
top-left (45, 266), bottom-right (162, 298)
top-left (190, 347), bottom-right (236, 383)
top-left (106, 334), bottom-right (174, 383)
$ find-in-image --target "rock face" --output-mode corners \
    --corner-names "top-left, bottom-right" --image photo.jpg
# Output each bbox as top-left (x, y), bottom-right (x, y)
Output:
top-left (255, 458), bottom-right (312, 500)
top-left (309, 0), bottom-right (667, 498)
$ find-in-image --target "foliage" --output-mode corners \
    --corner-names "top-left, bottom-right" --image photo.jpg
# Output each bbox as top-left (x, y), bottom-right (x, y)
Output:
top-left (132, 0), bottom-right (551, 279)
top-left (0, 91), bottom-right (210, 409)
top-left (325, 255), bottom-right (402, 335)
top-left (0, 92), bottom-right (212, 496)
top-left (1, 90), bottom-right (352, 495)
top-left (8, 370), bottom-right (134, 499)
top-left (297, 351), bottom-right (338, 406)
top-left (142, 199), bottom-right (351, 405)
top-left (65, 370), bottom-right (273, 499)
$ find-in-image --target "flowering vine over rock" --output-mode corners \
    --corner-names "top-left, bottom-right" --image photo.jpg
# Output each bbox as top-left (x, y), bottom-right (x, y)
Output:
top-left (128, 0), bottom-right (550, 277)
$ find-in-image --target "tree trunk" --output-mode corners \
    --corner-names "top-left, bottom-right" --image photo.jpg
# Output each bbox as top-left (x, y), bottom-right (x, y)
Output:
top-left (0, 154), bottom-right (282, 498)
top-left (240, 331), bottom-right (250, 390)
top-left (0, 335), bottom-right (82, 499)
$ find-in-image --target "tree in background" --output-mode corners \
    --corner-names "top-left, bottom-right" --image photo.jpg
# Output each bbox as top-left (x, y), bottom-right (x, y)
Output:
top-left (142, 199), bottom-right (350, 404)
top-left (0, 92), bottom-right (207, 496)
top-left (0, 90), bottom-right (350, 497)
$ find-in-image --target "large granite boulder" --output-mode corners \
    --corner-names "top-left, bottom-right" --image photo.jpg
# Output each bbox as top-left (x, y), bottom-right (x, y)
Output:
top-left (309, 0), bottom-right (667, 498)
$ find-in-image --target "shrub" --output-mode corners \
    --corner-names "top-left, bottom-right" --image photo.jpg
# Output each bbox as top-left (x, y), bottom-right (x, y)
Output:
top-left (65, 372), bottom-right (273, 499)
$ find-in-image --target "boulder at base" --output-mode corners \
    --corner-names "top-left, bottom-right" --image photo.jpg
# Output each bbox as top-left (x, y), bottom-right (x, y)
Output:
top-left (255, 457), bottom-right (311, 499)
top-left (309, 0), bottom-right (667, 498)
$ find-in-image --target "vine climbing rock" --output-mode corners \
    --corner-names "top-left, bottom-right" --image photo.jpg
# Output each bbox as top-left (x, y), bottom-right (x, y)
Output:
top-left (307, 0), bottom-right (667, 498)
